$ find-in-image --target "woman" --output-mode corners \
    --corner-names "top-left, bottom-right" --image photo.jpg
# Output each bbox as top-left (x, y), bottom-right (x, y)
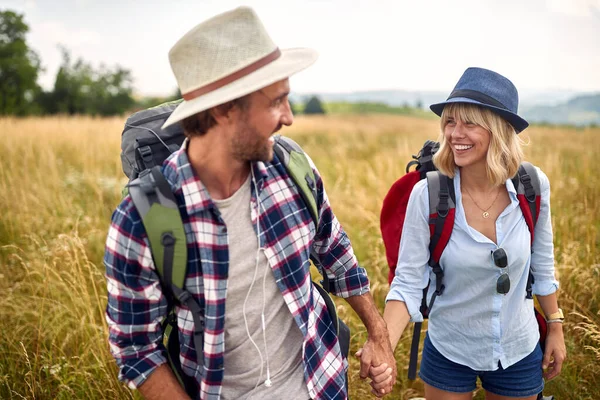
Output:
top-left (383, 68), bottom-right (566, 400)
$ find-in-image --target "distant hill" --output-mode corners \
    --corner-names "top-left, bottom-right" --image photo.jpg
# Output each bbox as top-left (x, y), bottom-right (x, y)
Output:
top-left (292, 89), bottom-right (600, 126)
top-left (290, 90), bottom-right (447, 109)
top-left (521, 93), bottom-right (600, 126)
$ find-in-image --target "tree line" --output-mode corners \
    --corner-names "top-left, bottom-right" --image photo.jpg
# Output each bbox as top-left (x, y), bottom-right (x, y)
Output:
top-left (0, 10), bottom-right (145, 116)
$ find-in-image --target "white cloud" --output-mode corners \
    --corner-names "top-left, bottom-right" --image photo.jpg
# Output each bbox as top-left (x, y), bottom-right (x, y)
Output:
top-left (37, 21), bottom-right (102, 47)
top-left (547, 0), bottom-right (600, 17)
top-left (24, 0), bottom-right (36, 10)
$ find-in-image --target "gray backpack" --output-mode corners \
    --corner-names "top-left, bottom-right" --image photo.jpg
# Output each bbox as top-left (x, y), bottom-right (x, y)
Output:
top-left (120, 99), bottom-right (183, 179)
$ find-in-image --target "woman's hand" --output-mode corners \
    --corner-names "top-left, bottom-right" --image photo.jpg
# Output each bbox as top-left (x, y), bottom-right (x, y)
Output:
top-left (542, 322), bottom-right (567, 380)
top-left (355, 347), bottom-right (395, 397)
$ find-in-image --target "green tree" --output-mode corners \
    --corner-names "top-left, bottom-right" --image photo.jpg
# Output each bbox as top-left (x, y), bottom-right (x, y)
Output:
top-left (0, 10), bottom-right (42, 115)
top-left (304, 95), bottom-right (325, 114)
top-left (42, 47), bottom-right (135, 116)
top-left (288, 98), bottom-right (301, 115)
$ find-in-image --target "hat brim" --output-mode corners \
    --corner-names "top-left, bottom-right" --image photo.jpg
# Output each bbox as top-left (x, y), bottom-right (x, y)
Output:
top-left (162, 47), bottom-right (318, 129)
top-left (430, 97), bottom-right (529, 133)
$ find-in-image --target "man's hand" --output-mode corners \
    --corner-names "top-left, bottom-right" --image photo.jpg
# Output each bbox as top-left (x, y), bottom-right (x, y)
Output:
top-left (542, 323), bottom-right (567, 381)
top-left (344, 293), bottom-right (397, 397)
top-left (355, 334), bottom-right (397, 397)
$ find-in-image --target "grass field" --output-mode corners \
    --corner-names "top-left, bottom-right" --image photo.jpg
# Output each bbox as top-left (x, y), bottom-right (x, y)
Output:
top-left (0, 114), bottom-right (598, 399)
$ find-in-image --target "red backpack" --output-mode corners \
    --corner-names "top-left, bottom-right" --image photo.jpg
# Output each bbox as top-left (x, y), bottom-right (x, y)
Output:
top-left (380, 140), bottom-right (548, 381)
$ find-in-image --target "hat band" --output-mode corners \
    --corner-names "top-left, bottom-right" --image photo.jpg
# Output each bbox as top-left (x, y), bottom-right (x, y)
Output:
top-left (182, 48), bottom-right (282, 101)
top-left (448, 89), bottom-right (508, 110)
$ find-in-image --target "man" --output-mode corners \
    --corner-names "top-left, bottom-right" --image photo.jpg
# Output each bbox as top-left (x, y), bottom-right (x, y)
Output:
top-left (104, 6), bottom-right (395, 400)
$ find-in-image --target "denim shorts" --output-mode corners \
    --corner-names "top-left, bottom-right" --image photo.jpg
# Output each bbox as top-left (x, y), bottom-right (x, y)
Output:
top-left (419, 334), bottom-right (544, 397)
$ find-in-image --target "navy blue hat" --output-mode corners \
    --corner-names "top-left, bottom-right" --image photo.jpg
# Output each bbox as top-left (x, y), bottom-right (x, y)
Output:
top-left (430, 67), bottom-right (529, 133)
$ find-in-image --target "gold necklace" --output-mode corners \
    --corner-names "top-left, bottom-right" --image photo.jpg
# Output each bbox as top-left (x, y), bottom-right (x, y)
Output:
top-left (463, 185), bottom-right (501, 219)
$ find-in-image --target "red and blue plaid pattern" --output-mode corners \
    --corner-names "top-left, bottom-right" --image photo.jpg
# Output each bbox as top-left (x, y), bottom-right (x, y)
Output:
top-left (105, 141), bottom-right (369, 399)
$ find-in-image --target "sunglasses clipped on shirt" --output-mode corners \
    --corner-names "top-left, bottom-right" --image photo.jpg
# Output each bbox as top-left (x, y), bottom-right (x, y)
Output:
top-left (492, 248), bottom-right (510, 294)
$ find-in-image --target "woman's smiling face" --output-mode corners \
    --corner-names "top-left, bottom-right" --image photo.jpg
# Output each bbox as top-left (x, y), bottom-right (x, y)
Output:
top-left (443, 112), bottom-right (491, 170)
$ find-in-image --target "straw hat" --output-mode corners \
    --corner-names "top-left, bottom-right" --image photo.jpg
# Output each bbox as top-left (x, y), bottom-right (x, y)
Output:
top-left (162, 6), bottom-right (318, 129)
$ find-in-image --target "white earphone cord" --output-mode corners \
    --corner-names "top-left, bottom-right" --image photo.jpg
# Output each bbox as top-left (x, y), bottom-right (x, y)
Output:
top-left (242, 167), bottom-right (273, 395)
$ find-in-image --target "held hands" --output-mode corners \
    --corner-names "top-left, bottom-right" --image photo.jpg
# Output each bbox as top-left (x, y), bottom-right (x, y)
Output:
top-left (542, 323), bottom-right (567, 380)
top-left (355, 335), bottom-right (397, 397)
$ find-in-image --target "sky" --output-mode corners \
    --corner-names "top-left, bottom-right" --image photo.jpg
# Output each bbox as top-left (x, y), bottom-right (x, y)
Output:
top-left (3, 0), bottom-right (600, 97)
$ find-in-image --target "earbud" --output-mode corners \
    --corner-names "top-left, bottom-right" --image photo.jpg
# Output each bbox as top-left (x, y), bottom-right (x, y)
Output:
top-left (264, 379), bottom-right (272, 388)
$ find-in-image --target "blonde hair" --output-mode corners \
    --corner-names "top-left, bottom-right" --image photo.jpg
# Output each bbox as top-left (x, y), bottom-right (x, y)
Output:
top-left (432, 103), bottom-right (524, 186)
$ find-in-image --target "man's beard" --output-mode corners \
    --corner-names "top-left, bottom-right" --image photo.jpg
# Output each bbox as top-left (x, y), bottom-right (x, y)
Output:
top-left (231, 119), bottom-right (281, 162)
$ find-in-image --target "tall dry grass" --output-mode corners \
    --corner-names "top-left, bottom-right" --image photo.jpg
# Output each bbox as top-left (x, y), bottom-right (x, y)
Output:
top-left (0, 115), bottom-right (598, 399)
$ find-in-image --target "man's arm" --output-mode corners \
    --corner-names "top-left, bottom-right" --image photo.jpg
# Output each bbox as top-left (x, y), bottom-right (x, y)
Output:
top-left (306, 157), bottom-right (395, 395)
top-left (345, 293), bottom-right (396, 397)
top-left (138, 365), bottom-right (191, 400)
top-left (105, 201), bottom-right (181, 395)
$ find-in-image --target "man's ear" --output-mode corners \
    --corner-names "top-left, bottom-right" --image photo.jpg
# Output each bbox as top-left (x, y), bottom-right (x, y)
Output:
top-left (210, 101), bottom-right (240, 126)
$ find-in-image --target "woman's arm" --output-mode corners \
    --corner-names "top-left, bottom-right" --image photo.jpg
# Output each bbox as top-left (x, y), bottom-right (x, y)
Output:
top-left (383, 300), bottom-right (412, 349)
top-left (385, 179), bottom-right (432, 346)
top-left (537, 292), bottom-right (566, 380)
top-left (530, 168), bottom-right (566, 380)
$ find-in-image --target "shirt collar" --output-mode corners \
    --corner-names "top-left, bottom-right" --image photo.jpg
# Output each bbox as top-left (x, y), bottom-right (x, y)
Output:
top-left (454, 168), bottom-right (518, 197)
top-left (166, 138), bottom-right (270, 217)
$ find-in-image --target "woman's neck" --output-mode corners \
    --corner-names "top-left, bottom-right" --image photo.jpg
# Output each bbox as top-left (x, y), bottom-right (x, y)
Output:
top-left (459, 165), bottom-right (498, 193)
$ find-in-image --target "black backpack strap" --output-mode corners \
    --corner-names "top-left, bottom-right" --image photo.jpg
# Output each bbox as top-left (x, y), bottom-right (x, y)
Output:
top-left (128, 166), bottom-right (201, 394)
top-left (513, 161), bottom-right (542, 228)
top-left (407, 171), bottom-right (455, 380)
top-left (405, 140), bottom-right (440, 176)
top-left (512, 162), bottom-right (542, 299)
top-left (425, 171), bottom-right (455, 310)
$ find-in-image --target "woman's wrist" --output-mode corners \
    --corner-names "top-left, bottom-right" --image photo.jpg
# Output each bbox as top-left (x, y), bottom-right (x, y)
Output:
top-left (547, 321), bottom-right (564, 334)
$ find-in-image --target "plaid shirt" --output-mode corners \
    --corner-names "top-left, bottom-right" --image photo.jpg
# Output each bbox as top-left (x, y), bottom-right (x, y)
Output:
top-left (104, 140), bottom-right (370, 399)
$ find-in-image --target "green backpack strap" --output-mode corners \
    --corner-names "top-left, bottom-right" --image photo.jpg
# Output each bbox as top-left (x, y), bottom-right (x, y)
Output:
top-left (127, 166), bottom-right (201, 396)
top-left (128, 167), bottom-right (187, 290)
top-left (273, 135), bottom-right (324, 287)
top-left (273, 136), bottom-right (350, 360)
top-left (273, 135), bottom-right (319, 228)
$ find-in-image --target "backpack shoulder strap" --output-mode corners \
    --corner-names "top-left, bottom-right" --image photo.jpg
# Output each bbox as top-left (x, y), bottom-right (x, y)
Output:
top-left (128, 166), bottom-right (188, 293)
top-left (407, 171), bottom-right (456, 380)
top-left (512, 162), bottom-right (542, 300)
top-left (273, 135), bottom-right (319, 228)
top-left (426, 171), bottom-right (456, 266)
top-left (512, 161), bottom-right (542, 239)
top-left (273, 136), bottom-right (349, 355)
top-left (273, 136), bottom-right (337, 291)
top-left (128, 166), bottom-right (203, 394)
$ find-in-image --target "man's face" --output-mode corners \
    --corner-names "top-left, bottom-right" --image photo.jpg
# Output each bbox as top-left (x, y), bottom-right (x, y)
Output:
top-left (230, 79), bottom-right (293, 162)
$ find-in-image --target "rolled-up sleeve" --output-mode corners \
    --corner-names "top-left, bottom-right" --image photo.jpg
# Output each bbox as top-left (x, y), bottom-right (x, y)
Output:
top-left (104, 199), bottom-right (168, 389)
top-left (531, 168), bottom-right (559, 296)
top-left (386, 179), bottom-right (431, 322)
top-left (307, 157), bottom-right (370, 298)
